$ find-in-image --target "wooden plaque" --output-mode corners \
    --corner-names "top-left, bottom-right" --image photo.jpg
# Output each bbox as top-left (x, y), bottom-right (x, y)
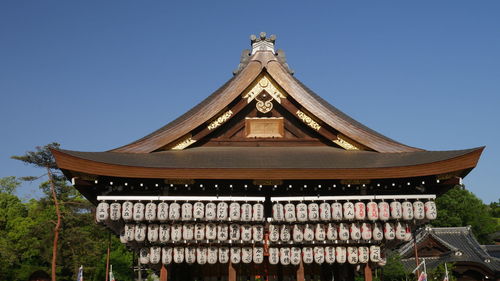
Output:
top-left (245, 117), bottom-right (284, 138)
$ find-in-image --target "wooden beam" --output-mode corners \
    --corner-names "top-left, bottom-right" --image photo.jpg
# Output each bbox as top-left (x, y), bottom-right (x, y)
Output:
top-left (160, 264), bottom-right (167, 281)
top-left (228, 261), bottom-right (236, 281)
top-left (364, 263), bottom-right (372, 281)
top-left (296, 260), bottom-right (305, 281)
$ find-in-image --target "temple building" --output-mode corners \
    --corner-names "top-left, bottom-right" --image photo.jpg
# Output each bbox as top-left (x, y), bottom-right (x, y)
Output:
top-left (52, 33), bottom-right (484, 281)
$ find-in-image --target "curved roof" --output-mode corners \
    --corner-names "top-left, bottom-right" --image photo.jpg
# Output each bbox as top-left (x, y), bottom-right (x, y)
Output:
top-left (52, 146), bottom-right (483, 180)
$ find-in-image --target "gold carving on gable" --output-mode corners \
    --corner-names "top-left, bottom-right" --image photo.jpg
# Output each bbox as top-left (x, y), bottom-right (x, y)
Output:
top-left (207, 110), bottom-right (233, 130)
top-left (171, 135), bottom-right (196, 150)
top-left (296, 110), bottom-right (321, 131)
top-left (242, 75), bottom-right (286, 113)
top-left (333, 135), bottom-right (359, 150)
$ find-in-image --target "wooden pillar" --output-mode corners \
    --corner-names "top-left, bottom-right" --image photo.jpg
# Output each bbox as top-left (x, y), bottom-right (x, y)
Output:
top-left (160, 264), bottom-right (168, 281)
top-left (228, 261), bottom-right (236, 281)
top-left (297, 260), bottom-right (305, 281)
top-left (364, 263), bottom-right (372, 281)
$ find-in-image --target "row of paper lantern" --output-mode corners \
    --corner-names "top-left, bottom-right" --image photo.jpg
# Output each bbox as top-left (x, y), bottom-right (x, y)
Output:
top-left (97, 201), bottom-right (264, 223)
top-left (96, 200), bottom-right (437, 223)
top-left (139, 245), bottom-right (382, 265)
top-left (119, 221), bottom-right (411, 244)
top-left (271, 201), bottom-right (436, 222)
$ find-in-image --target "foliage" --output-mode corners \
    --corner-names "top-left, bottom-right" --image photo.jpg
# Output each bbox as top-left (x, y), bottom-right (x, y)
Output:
top-left (381, 253), bottom-right (410, 281)
top-left (0, 176), bottom-right (21, 194)
top-left (427, 262), bottom-right (456, 281)
top-left (432, 186), bottom-right (499, 244)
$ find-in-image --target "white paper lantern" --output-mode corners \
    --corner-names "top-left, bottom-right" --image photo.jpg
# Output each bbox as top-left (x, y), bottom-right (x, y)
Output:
top-left (384, 223), bottom-right (395, 240)
top-left (320, 202), bottom-right (331, 221)
top-left (354, 202), bottom-right (366, 220)
top-left (336, 247), bottom-right (347, 264)
top-left (290, 247), bottom-right (301, 265)
top-left (389, 201), bottom-right (402, 220)
top-left (331, 202), bottom-right (343, 220)
top-left (139, 248), bottom-right (150, 264)
top-left (297, 203), bottom-right (308, 222)
top-left (157, 202), bottom-right (169, 221)
top-left (230, 247), bottom-right (241, 264)
top-left (124, 224), bottom-right (135, 241)
top-left (182, 224), bottom-right (194, 240)
top-left (302, 247), bottom-right (314, 264)
top-left (135, 224), bottom-right (147, 242)
top-left (122, 201), bottom-right (133, 221)
top-left (119, 229), bottom-right (127, 244)
top-left (343, 202), bottom-right (355, 220)
top-left (110, 202), bottom-right (121, 221)
top-left (326, 223), bottom-right (338, 240)
top-left (361, 223), bottom-right (372, 240)
top-left (181, 202), bottom-right (193, 221)
top-left (171, 224), bottom-right (182, 242)
top-left (292, 224), bottom-right (304, 242)
top-left (229, 202), bottom-right (240, 221)
top-left (162, 247), bottom-right (172, 264)
top-left (205, 223), bottom-right (217, 240)
top-left (378, 257), bottom-right (387, 266)
top-left (269, 224), bottom-right (280, 242)
top-left (280, 225), bottom-right (291, 242)
top-left (217, 202), bottom-right (228, 221)
top-left (240, 203), bottom-right (252, 222)
top-left (208, 247), bottom-right (218, 264)
top-left (174, 247), bottom-right (184, 263)
top-left (402, 201), bottom-right (414, 220)
top-left (372, 223), bottom-right (383, 241)
top-left (252, 203), bottom-right (264, 221)
top-left (338, 223), bottom-right (349, 241)
top-left (253, 247), bottom-right (264, 264)
top-left (159, 224), bottom-right (170, 242)
top-left (242, 247), bottom-right (252, 264)
top-left (194, 223), bottom-right (205, 240)
top-left (197, 247), bottom-right (207, 265)
top-left (185, 247), bottom-right (196, 264)
top-left (425, 201), bottom-right (437, 220)
top-left (315, 224), bottom-right (326, 241)
top-left (147, 224), bottom-right (159, 242)
top-left (358, 246), bottom-right (369, 263)
top-left (145, 202), bottom-right (157, 221)
top-left (314, 247), bottom-right (325, 264)
top-left (272, 203), bottom-right (284, 221)
top-left (150, 246), bottom-right (161, 264)
top-left (347, 247), bottom-right (358, 264)
top-left (284, 203), bottom-right (297, 222)
top-left (96, 202), bottom-right (109, 222)
top-left (350, 223), bottom-right (361, 241)
top-left (229, 224), bottom-right (240, 240)
top-left (325, 246), bottom-right (335, 264)
top-left (133, 202), bottom-right (145, 221)
top-left (404, 224), bottom-right (412, 241)
top-left (219, 247), bottom-right (229, 263)
top-left (413, 201), bottom-right (425, 220)
top-left (369, 246), bottom-right (381, 262)
top-left (205, 202), bottom-right (217, 221)
top-left (308, 203), bottom-right (320, 221)
top-left (217, 224), bottom-right (229, 241)
top-left (193, 202), bottom-right (204, 220)
top-left (366, 202), bottom-right (378, 221)
top-left (241, 224), bottom-right (252, 241)
top-left (395, 222), bottom-right (406, 240)
top-left (280, 247), bottom-right (291, 265)
top-left (169, 202), bottom-right (181, 220)
top-left (253, 225), bottom-right (264, 241)
top-left (378, 201), bottom-right (390, 221)
top-left (269, 248), bottom-right (279, 265)
top-left (304, 224), bottom-right (315, 242)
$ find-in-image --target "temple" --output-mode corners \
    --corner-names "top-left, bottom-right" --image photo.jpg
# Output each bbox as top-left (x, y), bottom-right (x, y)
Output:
top-left (53, 32), bottom-right (484, 281)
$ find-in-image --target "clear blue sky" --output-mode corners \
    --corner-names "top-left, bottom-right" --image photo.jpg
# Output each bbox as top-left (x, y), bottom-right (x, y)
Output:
top-left (1, 1), bottom-right (498, 203)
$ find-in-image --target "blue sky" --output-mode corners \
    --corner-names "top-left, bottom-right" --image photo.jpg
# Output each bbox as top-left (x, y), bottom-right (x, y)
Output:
top-left (1, 1), bottom-right (498, 203)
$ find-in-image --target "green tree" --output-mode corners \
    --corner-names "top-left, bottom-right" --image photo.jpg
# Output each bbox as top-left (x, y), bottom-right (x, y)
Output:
top-left (0, 176), bottom-right (21, 194)
top-left (381, 253), bottom-right (410, 281)
top-left (12, 143), bottom-right (64, 281)
top-left (432, 186), bottom-right (499, 244)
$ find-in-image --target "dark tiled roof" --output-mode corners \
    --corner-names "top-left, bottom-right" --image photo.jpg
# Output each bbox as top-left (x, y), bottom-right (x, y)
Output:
top-left (58, 147), bottom-right (479, 169)
top-left (398, 226), bottom-right (500, 273)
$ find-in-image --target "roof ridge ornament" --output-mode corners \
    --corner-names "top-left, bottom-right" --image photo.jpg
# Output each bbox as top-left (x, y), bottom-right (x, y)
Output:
top-left (250, 32), bottom-right (276, 54)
